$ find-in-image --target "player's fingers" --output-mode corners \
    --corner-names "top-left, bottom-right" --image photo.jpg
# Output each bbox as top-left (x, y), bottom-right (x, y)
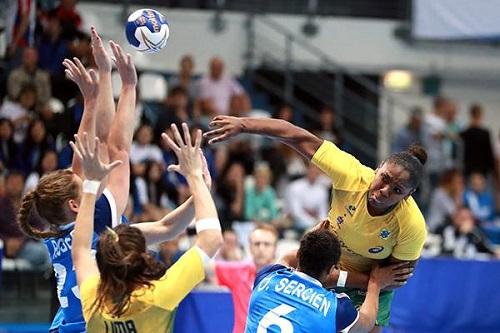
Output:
top-left (73, 57), bottom-right (87, 75)
top-left (106, 160), bottom-right (123, 172)
top-left (203, 127), bottom-right (227, 138)
top-left (69, 141), bottom-right (83, 160)
top-left (167, 164), bottom-right (180, 173)
top-left (194, 129), bottom-right (202, 149)
top-left (161, 132), bottom-right (181, 154)
top-left (88, 69), bottom-right (99, 83)
top-left (171, 124), bottom-right (186, 147)
top-left (181, 123), bottom-right (192, 147)
top-left (208, 134), bottom-right (229, 145)
top-left (74, 134), bottom-right (86, 157)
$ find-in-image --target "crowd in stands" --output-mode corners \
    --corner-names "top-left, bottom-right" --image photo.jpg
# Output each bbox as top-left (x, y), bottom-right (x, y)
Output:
top-left (1, 1), bottom-right (500, 286)
top-left (393, 97), bottom-right (500, 259)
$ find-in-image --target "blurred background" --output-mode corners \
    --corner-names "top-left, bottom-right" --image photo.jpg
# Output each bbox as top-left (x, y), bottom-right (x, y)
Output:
top-left (0, 0), bottom-right (499, 332)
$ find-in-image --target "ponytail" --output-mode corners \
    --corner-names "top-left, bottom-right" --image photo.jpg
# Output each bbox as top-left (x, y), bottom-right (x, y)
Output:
top-left (17, 190), bottom-right (63, 239)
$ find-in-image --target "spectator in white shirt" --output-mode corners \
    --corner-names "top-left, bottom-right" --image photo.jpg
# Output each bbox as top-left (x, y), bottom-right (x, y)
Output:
top-left (130, 123), bottom-right (163, 165)
top-left (285, 163), bottom-right (329, 232)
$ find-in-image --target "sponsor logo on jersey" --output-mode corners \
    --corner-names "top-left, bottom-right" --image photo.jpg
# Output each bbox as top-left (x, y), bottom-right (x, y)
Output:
top-left (345, 204), bottom-right (356, 216)
top-left (368, 246), bottom-right (384, 254)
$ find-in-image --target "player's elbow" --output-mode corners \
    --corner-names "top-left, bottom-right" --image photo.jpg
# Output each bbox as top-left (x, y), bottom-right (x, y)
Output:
top-left (196, 230), bottom-right (223, 258)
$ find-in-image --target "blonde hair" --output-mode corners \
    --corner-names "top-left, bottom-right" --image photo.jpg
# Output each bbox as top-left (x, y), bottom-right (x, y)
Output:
top-left (17, 169), bottom-right (80, 239)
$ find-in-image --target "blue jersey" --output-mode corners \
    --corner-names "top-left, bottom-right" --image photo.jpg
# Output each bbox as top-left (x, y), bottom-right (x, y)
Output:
top-left (245, 265), bottom-right (359, 333)
top-left (46, 189), bottom-right (125, 333)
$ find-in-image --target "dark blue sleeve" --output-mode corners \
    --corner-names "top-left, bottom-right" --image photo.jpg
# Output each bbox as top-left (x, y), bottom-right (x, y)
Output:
top-left (335, 294), bottom-right (359, 332)
top-left (93, 190), bottom-right (114, 234)
top-left (253, 264), bottom-right (287, 289)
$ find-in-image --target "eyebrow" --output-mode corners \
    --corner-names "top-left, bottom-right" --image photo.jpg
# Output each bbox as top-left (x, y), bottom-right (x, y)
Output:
top-left (383, 172), bottom-right (407, 189)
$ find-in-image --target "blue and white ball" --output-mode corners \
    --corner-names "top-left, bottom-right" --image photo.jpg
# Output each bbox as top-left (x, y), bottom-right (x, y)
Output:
top-left (125, 9), bottom-right (169, 53)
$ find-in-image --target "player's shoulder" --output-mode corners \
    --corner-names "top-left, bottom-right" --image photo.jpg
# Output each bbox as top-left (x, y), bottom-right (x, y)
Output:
top-left (395, 197), bottom-right (427, 236)
top-left (254, 264), bottom-right (288, 288)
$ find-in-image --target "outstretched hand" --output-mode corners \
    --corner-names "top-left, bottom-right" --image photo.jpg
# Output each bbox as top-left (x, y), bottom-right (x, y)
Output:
top-left (203, 116), bottom-right (244, 144)
top-left (161, 123), bottom-right (203, 178)
top-left (70, 132), bottom-right (122, 182)
top-left (110, 40), bottom-right (137, 86)
top-left (90, 26), bottom-right (112, 72)
top-left (63, 58), bottom-right (99, 99)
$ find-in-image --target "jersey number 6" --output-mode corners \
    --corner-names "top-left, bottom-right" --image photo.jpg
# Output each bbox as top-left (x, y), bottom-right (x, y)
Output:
top-left (257, 304), bottom-right (296, 333)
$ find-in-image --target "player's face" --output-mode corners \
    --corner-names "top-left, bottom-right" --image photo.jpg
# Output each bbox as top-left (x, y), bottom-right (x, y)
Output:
top-left (249, 229), bottom-right (277, 268)
top-left (368, 162), bottom-right (413, 212)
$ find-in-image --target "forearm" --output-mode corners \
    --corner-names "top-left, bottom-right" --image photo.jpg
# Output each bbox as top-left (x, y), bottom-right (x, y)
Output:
top-left (355, 280), bottom-right (381, 332)
top-left (240, 118), bottom-right (321, 159)
top-left (72, 100), bottom-right (97, 176)
top-left (72, 193), bottom-right (97, 260)
top-left (108, 85), bottom-right (136, 153)
top-left (95, 72), bottom-right (115, 145)
top-left (138, 197), bottom-right (195, 245)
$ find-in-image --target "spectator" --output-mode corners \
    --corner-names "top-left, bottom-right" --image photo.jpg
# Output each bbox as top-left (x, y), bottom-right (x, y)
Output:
top-left (217, 229), bottom-right (244, 261)
top-left (460, 104), bottom-right (496, 179)
top-left (229, 94), bottom-right (252, 117)
top-left (53, 0), bottom-right (82, 40)
top-left (197, 57), bottom-right (245, 116)
top-left (37, 10), bottom-right (69, 78)
top-left (0, 171), bottom-right (50, 270)
top-left (392, 106), bottom-right (423, 153)
top-left (463, 172), bottom-right (495, 223)
top-left (154, 86), bottom-right (190, 142)
top-left (316, 105), bottom-right (341, 145)
top-left (4, 0), bottom-right (37, 65)
top-left (285, 163), bottom-right (329, 232)
top-left (167, 54), bottom-right (198, 100)
top-left (130, 123), bottom-right (163, 165)
top-left (0, 84), bottom-right (37, 143)
top-left (422, 96), bottom-right (453, 187)
top-left (215, 161), bottom-right (245, 229)
top-left (209, 224), bottom-right (278, 333)
top-left (0, 118), bottom-right (21, 171)
top-left (23, 148), bottom-right (58, 194)
top-left (244, 163), bottom-right (278, 223)
top-left (436, 207), bottom-right (498, 259)
top-left (7, 47), bottom-right (52, 108)
top-left (426, 169), bottom-right (464, 232)
top-left (134, 160), bottom-right (172, 221)
top-left (19, 118), bottom-right (55, 174)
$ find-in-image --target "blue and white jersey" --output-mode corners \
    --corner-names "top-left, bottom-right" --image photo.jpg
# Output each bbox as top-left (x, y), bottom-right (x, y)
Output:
top-left (45, 189), bottom-right (125, 333)
top-left (245, 265), bottom-right (359, 333)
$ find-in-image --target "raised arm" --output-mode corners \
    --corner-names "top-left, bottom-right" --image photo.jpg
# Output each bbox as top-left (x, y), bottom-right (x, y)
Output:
top-left (133, 151), bottom-right (212, 245)
top-left (105, 41), bottom-right (137, 216)
top-left (64, 58), bottom-right (99, 177)
top-left (90, 27), bottom-right (115, 146)
top-left (204, 116), bottom-right (322, 160)
top-left (70, 133), bottom-right (122, 287)
top-left (163, 123), bottom-right (223, 257)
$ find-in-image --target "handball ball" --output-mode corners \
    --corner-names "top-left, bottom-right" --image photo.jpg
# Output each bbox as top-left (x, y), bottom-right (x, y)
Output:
top-left (125, 8), bottom-right (169, 53)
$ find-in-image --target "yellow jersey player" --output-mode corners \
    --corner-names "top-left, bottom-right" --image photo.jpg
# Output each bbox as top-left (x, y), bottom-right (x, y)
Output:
top-left (205, 116), bottom-right (427, 332)
top-left (72, 124), bottom-right (223, 332)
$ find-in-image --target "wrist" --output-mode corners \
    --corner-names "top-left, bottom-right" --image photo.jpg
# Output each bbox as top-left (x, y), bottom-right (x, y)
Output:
top-left (82, 180), bottom-right (101, 195)
top-left (186, 171), bottom-right (204, 182)
top-left (121, 83), bottom-right (137, 90)
top-left (336, 270), bottom-right (348, 287)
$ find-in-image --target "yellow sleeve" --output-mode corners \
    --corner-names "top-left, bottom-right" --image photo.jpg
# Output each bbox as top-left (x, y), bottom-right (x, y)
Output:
top-left (152, 247), bottom-right (205, 310)
top-left (79, 274), bottom-right (100, 322)
top-left (392, 203), bottom-right (427, 261)
top-left (311, 140), bottom-right (374, 191)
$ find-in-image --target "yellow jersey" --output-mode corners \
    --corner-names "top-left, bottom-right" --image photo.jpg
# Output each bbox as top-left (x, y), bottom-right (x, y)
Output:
top-left (80, 247), bottom-right (205, 333)
top-left (311, 141), bottom-right (427, 273)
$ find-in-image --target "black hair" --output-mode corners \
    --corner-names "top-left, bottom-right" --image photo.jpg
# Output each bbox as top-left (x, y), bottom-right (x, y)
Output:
top-left (386, 144), bottom-right (427, 189)
top-left (297, 229), bottom-right (341, 280)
